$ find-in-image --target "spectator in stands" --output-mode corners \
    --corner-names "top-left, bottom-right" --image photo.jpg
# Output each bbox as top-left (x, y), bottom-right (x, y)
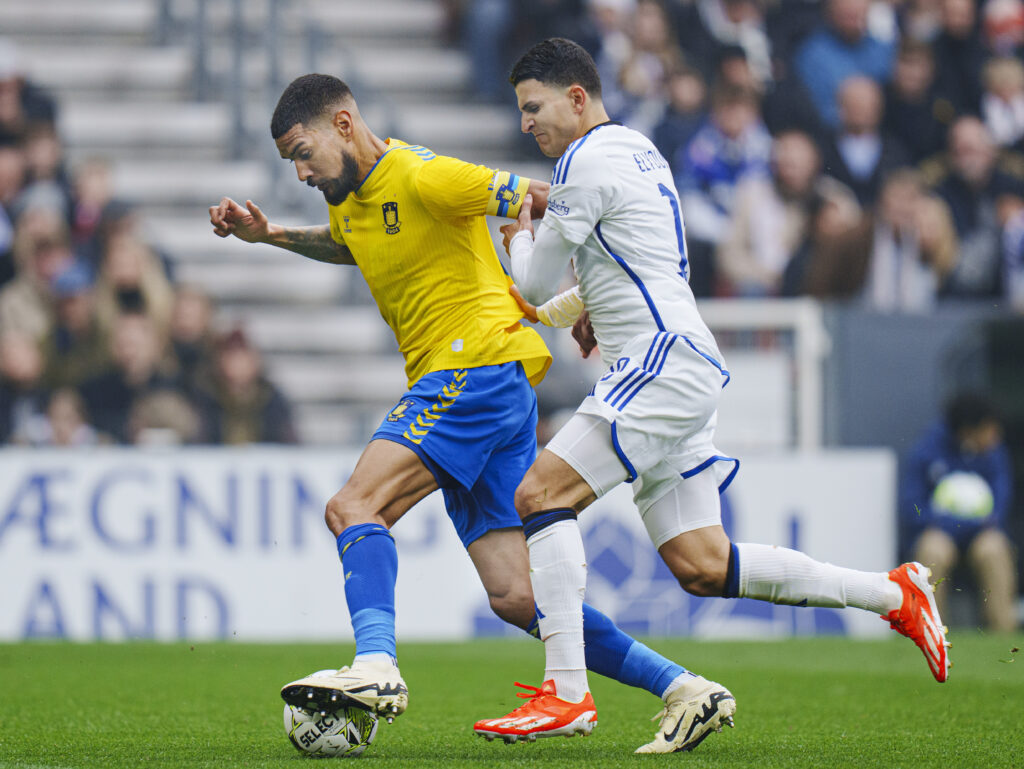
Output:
top-left (38, 387), bottom-right (100, 447)
top-left (0, 130), bottom-right (25, 287)
top-left (982, 0), bottom-right (1024, 56)
top-left (980, 56), bottom-right (1024, 152)
top-left (169, 284), bottom-right (216, 397)
top-left (651, 66), bottom-right (707, 166)
top-left (675, 84), bottom-right (772, 296)
top-left (930, 0), bottom-right (988, 114)
top-left (78, 200), bottom-right (174, 280)
top-left (673, 0), bottom-right (774, 89)
top-left (195, 327), bottom-right (297, 445)
top-left (77, 310), bottom-right (182, 444)
top-left (94, 230), bottom-right (175, 338)
top-left (69, 156), bottom-right (115, 249)
top-left (900, 0), bottom-right (944, 42)
top-left (860, 169), bottom-right (959, 311)
top-left (0, 328), bottom-right (49, 444)
top-left (128, 389), bottom-right (202, 446)
top-left (19, 122), bottom-right (72, 218)
top-left (822, 75), bottom-right (909, 206)
top-left (899, 392), bottom-right (1018, 631)
top-left (587, 0), bottom-right (635, 121)
top-left (41, 259), bottom-right (110, 389)
top-left (615, 0), bottom-right (686, 135)
top-left (783, 186), bottom-right (866, 297)
top-left (792, 0), bottom-right (896, 129)
top-left (883, 39), bottom-right (955, 164)
top-left (718, 128), bottom-right (860, 296)
top-left (1001, 193), bottom-right (1024, 310)
top-left (924, 116), bottom-right (1024, 298)
top-left (0, 207), bottom-right (73, 341)
top-left (0, 37), bottom-right (57, 136)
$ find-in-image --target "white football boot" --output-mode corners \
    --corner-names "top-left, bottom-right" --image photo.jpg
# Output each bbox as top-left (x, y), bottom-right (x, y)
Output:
top-left (635, 676), bottom-right (736, 754)
top-left (281, 658), bottom-right (408, 722)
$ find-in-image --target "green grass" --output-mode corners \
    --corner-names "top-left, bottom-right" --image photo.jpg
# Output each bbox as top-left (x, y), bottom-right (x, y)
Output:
top-left (1, 634), bottom-right (1022, 768)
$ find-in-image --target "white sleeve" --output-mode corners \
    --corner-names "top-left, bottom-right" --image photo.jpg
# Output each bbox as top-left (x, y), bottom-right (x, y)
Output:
top-left (542, 146), bottom-right (606, 246)
top-left (509, 223), bottom-right (578, 305)
top-left (536, 285), bottom-right (584, 327)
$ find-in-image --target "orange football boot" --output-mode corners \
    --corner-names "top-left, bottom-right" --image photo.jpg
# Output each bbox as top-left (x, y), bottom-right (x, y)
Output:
top-left (474, 680), bottom-right (597, 743)
top-left (884, 562), bottom-right (951, 682)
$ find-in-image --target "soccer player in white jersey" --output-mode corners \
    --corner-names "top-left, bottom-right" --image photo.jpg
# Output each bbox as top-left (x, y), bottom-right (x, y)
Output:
top-left (473, 38), bottom-right (951, 752)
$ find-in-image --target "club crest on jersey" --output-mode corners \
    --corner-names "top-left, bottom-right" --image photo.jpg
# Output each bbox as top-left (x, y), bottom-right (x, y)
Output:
top-left (387, 399), bottom-right (415, 422)
top-left (495, 183), bottom-right (520, 208)
top-left (382, 201), bottom-right (401, 234)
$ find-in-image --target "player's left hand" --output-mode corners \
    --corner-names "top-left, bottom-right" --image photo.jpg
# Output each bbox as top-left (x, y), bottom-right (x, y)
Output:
top-left (500, 193), bottom-right (534, 254)
top-left (509, 285), bottom-right (539, 323)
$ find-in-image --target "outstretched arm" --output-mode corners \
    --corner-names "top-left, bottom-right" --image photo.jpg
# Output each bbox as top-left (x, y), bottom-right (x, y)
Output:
top-left (209, 197), bottom-right (355, 265)
top-left (501, 193), bottom-right (577, 305)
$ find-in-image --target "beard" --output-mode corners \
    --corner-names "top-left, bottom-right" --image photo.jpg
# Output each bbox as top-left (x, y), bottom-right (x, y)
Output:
top-left (319, 151), bottom-right (362, 206)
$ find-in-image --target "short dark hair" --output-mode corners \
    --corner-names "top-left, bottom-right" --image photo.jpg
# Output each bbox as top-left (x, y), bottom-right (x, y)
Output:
top-left (270, 74), bottom-right (353, 140)
top-left (509, 38), bottom-right (602, 98)
top-left (945, 392), bottom-right (1000, 435)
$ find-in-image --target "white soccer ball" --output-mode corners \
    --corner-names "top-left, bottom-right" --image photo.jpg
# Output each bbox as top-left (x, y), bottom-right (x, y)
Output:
top-left (931, 471), bottom-right (994, 520)
top-left (283, 671), bottom-right (379, 758)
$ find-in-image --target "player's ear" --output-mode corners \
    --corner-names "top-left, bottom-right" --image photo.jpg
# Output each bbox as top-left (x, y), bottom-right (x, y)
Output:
top-left (568, 84), bottom-right (588, 114)
top-left (331, 108), bottom-right (354, 138)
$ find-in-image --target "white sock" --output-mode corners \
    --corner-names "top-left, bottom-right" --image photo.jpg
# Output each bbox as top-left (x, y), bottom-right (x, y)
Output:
top-left (736, 543), bottom-right (902, 614)
top-left (353, 652), bottom-right (395, 666)
top-left (661, 671), bottom-right (699, 701)
top-left (526, 519), bottom-right (589, 702)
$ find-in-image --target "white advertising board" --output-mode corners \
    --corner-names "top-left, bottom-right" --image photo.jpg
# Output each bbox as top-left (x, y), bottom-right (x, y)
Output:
top-left (0, 447), bottom-right (894, 641)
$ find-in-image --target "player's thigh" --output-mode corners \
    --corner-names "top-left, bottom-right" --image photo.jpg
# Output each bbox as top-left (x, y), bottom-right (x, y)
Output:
top-left (325, 438), bottom-right (439, 534)
top-left (466, 528), bottom-right (535, 628)
top-left (649, 471), bottom-right (731, 595)
top-left (520, 412), bottom-right (631, 516)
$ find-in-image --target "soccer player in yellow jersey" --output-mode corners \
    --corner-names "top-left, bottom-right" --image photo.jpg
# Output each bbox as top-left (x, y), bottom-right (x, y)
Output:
top-left (210, 75), bottom-right (698, 743)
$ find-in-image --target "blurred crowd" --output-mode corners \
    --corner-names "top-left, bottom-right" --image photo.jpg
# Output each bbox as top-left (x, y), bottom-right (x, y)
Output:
top-left (0, 38), bottom-right (297, 448)
top-left (447, 0), bottom-right (1024, 304)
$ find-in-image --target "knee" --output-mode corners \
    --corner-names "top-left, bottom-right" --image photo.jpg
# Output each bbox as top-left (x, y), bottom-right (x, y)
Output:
top-left (488, 589), bottom-right (536, 630)
top-left (324, 489), bottom-right (375, 536)
top-left (662, 546), bottom-right (729, 597)
top-left (914, 528), bottom-right (958, 573)
top-left (513, 478), bottom-right (547, 519)
top-left (969, 528), bottom-right (1014, 561)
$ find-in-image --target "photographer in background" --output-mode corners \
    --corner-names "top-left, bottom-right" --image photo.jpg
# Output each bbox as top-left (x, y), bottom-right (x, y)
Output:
top-left (899, 392), bottom-right (1018, 631)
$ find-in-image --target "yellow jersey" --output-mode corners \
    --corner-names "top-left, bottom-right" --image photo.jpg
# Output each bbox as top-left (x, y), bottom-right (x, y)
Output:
top-left (327, 139), bottom-right (551, 388)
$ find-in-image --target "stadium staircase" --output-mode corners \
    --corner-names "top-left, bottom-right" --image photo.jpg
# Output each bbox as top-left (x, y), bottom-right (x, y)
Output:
top-left (2, 0), bottom-right (550, 444)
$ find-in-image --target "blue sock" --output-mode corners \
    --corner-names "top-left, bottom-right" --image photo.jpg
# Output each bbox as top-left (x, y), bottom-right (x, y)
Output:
top-left (337, 523), bottom-right (397, 659)
top-left (526, 603), bottom-right (687, 698)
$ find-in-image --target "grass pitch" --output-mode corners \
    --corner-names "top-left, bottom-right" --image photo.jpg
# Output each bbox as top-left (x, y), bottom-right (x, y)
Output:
top-left (0, 634), bottom-right (1021, 769)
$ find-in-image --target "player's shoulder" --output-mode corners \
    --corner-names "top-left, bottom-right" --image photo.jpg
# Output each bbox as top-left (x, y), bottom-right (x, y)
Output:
top-left (553, 123), bottom-right (654, 185)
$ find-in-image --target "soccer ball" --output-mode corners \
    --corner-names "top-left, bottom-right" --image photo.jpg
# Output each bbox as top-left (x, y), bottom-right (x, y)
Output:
top-left (283, 672), bottom-right (378, 758)
top-left (931, 471), bottom-right (994, 520)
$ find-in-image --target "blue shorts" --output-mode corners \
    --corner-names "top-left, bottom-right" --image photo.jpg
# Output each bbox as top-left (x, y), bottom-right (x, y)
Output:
top-left (371, 362), bottom-right (537, 547)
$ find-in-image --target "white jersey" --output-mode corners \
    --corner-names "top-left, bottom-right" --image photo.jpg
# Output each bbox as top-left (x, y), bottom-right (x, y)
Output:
top-left (539, 123), bottom-right (724, 371)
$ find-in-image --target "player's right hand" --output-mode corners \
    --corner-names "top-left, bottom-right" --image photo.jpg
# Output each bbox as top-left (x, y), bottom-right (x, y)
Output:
top-left (509, 285), bottom-right (539, 323)
top-left (209, 197), bottom-right (272, 243)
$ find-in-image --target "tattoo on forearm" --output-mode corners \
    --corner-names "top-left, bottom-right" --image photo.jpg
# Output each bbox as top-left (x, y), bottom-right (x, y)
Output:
top-left (277, 225), bottom-right (352, 264)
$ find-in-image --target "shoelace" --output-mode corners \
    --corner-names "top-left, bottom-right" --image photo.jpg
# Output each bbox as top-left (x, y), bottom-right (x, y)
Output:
top-left (513, 682), bottom-right (546, 701)
top-left (496, 682), bottom-right (551, 717)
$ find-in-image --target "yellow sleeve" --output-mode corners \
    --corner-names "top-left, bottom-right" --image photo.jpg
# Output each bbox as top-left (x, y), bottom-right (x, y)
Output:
top-left (417, 155), bottom-right (532, 220)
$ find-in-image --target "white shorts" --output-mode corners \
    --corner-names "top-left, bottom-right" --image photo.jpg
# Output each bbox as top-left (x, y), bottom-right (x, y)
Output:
top-left (545, 331), bottom-right (739, 546)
